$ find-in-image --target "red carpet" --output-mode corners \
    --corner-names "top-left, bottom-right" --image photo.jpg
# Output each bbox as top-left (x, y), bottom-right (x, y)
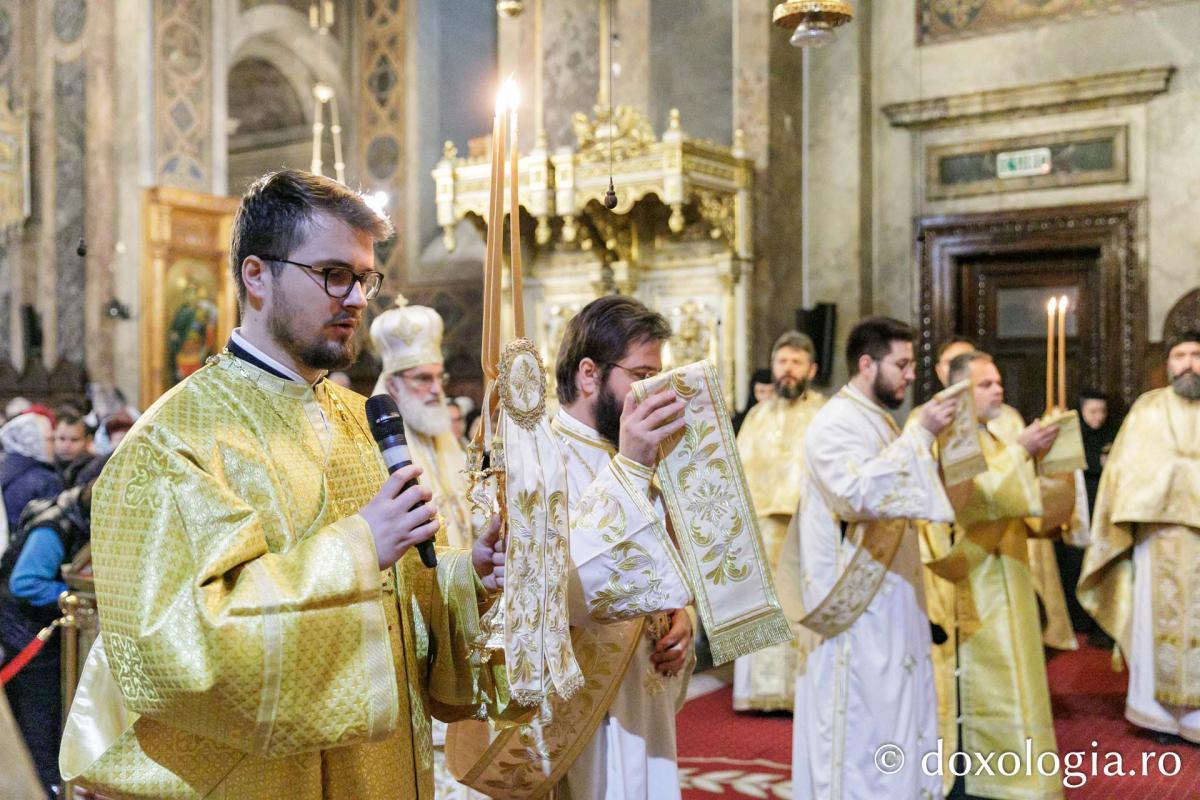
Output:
top-left (677, 642), bottom-right (1199, 798)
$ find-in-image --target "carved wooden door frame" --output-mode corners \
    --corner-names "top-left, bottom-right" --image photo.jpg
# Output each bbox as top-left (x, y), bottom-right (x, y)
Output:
top-left (914, 201), bottom-right (1146, 409)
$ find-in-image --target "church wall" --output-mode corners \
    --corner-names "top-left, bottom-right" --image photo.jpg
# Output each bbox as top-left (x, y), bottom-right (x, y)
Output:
top-left (0, 0), bottom-right (22, 371)
top-left (649, 0), bottom-right (733, 142)
top-left (804, 0), bottom-right (1200, 391)
top-left (0, 0), bottom-right (120, 387)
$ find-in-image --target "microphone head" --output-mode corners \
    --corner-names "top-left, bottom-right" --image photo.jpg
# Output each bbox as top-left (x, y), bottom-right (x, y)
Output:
top-left (365, 393), bottom-right (406, 443)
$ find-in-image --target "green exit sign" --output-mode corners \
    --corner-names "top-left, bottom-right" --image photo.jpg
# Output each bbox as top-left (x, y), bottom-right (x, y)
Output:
top-left (996, 147), bottom-right (1052, 179)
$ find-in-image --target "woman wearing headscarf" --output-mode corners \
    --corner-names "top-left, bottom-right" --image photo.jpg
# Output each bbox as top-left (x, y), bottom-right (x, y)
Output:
top-left (0, 413), bottom-right (63, 532)
top-left (732, 368), bottom-right (774, 434)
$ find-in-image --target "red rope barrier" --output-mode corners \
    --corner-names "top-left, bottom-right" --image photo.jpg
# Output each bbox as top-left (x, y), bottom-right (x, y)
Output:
top-left (0, 618), bottom-right (64, 686)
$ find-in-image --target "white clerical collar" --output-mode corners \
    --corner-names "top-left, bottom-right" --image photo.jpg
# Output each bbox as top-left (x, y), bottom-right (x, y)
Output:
top-left (841, 383), bottom-right (903, 434)
top-left (231, 328), bottom-right (326, 386)
top-left (553, 408), bottom-right (616, 453)
top-left (843, 383), bottom-right (880, 411)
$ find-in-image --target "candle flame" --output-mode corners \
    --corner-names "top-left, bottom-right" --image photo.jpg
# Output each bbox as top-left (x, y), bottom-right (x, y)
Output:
top-left (1058, 294), bottom-right (1069, 312)
top-left (1047, 297), bottom-right (1057, 314)
top-left (496, 76), bottom-right (519, 115)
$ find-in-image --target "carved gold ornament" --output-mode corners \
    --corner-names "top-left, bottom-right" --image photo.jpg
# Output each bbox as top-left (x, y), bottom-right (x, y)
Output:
top-left (498, 338), bottom-right (547, 431)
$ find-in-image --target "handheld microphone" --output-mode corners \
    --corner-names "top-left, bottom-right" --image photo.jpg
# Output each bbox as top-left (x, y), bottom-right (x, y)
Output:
top-left (365, 393), bottom-right (437, 568)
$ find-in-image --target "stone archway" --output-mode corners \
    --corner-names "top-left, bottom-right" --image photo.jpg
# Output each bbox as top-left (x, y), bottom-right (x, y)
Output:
top-left (226, 55), bottom-right (309, 193)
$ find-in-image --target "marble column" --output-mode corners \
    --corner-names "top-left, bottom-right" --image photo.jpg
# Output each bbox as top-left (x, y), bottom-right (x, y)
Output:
top-left (0, 0), bottom-right (21, 370)
top-left (539, 0), bottom-right (600, 150)
top-left (734, 0), bottom-right (809, 371)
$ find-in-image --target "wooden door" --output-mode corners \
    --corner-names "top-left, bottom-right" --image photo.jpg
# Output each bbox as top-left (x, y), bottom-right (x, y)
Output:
top-left (915, 202), bottom-right (1146, 415)
top-left (959, 251), bottom-right (1100, 422)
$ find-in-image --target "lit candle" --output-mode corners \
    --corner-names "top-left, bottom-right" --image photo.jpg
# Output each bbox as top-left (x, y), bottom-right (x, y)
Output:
top-left (508, 84), bottom-right (525, 337)
top-left (490, 91), bottom-right (507, 366)
top-left (1045, 297), bottom-right (1056, 415)
top-left (482, 95), bottom-right (503, 378)
top-left (1057, 295), bottom-right (1068, 412)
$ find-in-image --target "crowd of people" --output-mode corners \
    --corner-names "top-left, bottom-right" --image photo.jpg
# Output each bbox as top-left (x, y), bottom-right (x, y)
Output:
top-left (0, 394), bottom-right (136, 793)
top-left (1, 168), bottom-right (1196, 800)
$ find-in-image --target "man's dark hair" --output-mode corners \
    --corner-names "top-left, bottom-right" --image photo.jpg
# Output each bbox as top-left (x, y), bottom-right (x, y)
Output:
top-left (845, 316), bottom-right (915, 376)
top-left (1079, 387), bottom-right (1107, 402)
top-left (555, 295), bottom-right (671, 405)
top-left (1166, 328), bottom-right (1200, 354)
top-left (937, 335), bottom-right (978, 360)
top-left (55, 411), bottom-right (87, 431)
top-left (947, 350), bottom-right (992, 385)
top-left (230, 169), bottom-right (394, 307)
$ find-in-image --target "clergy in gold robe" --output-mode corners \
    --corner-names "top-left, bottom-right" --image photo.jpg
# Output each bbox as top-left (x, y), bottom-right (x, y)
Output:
top-left (1079, 330), bottom-right (1200, 742)
top-left (371, 298), bottom-right (482, 800)
top-left (733, 331), bottom-right (824, 712)
top-left (989, 403), bottom-right (1086, 651)
top-left (371, 298), bottom-right (472, 550)
top-left (919, 351), bottom-right (1062, 800)
top-left (935, 337), bottom-right (1079, 651)
top-left (779, 317), bottom-right (958, 800)
top-left (58, 170), bottom-right (504, 800)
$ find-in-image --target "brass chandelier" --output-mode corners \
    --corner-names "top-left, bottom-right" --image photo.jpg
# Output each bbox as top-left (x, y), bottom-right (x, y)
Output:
top-left (772, 1), bottom-right (854, 47)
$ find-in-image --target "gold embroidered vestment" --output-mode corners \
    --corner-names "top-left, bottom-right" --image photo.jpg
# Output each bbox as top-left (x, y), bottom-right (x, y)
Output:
top-left (59, 355), bottom-right (492, 799)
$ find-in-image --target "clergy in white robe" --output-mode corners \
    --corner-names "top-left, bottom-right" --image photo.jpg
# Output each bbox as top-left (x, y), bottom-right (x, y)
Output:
top-left (777, 317), bottom-right (958, 800)
top-left (554, 410), bottom-right (695, 799)
top-left (555, 295), bottom-right (696, 800)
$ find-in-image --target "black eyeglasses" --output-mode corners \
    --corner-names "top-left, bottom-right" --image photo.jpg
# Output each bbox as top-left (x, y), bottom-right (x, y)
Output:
top-left (261, 257), bottom-right (384, 301)
top-left (604, 362), bottom-right (662, 381)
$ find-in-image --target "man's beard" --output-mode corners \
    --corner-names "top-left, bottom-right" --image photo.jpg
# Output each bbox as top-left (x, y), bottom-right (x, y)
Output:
top-left (871, 370), bottom-right (904, 410)
top-left (978, 402), bottom-right (1002, 421)
top-left (393, 382), bottom-right (452, 437)
top-left (1171, 370), bottom-right (1200, 400)
top-left (595, 376), bottom-right (623, 448)
top-left (776, 377), bottom-right (808, 401)
top-left (268, 286), bottom-right (359, 371)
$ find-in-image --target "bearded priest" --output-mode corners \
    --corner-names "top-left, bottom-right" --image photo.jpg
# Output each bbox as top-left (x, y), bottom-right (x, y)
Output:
top-left (1080, 329), bottom-right (1200, 743)
top-left (778, 316), bottom-right (957, 799)
top-left (553, 296), bottom-right (695, 799)
top-left (58, 170), bottom-right (505, 799)
top-left (920, 350), bottom-right (1063, 800)
top-left (371, 299), bottom-right (472, 550)
top-left (732, 331), bottom-right (825, 712)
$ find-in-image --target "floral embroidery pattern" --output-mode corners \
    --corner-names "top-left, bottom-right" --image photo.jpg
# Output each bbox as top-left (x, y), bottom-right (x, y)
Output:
top-left (674, 415), bottom-right (749, 586)
top-left (106, 632), bottom-right (160, 705)
top-left (590, 541), bottom-right (670, 619)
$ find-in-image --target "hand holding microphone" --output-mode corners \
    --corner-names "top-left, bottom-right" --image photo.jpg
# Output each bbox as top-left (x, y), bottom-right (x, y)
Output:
top-left (363, 394), bottom-right (439, 569)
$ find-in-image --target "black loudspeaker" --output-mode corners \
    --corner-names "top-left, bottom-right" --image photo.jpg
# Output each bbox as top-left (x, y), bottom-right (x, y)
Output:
top-left (797, 303), bottom-right (837, 386)
top-left (21, 303), bottom-right (43, 362)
